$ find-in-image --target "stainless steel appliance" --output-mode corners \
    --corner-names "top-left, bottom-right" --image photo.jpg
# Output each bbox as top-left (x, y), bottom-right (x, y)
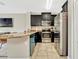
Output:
top-left (41, 12), bottom-right (52, 43)
top-left (42, 29), bottom-right (51, 38)
top-left (41, 21), bottom-right (51, 26)
top-left (41, 12), bottom-right (51, 26)
top-left (42, 29), bottom-right (51, 42)
top-left (42, 12), bottom-right (51, 20)
top-left (54, 12), bottom-right (68, 56)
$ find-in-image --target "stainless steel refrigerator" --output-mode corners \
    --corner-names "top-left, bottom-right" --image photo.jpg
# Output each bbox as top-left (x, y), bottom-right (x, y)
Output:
top-left (54, 12), bottom-right (68, 56)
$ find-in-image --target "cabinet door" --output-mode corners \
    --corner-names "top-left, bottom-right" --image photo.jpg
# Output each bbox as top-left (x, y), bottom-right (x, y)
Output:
top-left (31, 15), bottom-right (42, 26)
top-left (30, 38), bottom-right (32, 56)
top-left (51, 32), bottom-right (54, 42)
top-left (30, 35), bottom-right (35, 56)
top-left (35, 32), bottom-right (42, 42)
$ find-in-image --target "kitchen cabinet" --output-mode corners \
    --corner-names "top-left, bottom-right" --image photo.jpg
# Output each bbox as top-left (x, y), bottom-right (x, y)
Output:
top-left (51, 15), bottom-right (56, 26)
top-left (35, 32), bottom-right (42, 43)
top-left (30, 32), bottom-right (42, 56)
top-left (62, 1), bottom-right (68, 12)
top-left (30, 34), bottom-right (35, 56)
top-left (54, 32), bottom-right (60, 38)
top-left (31, 15), bottom-right (56, 26)
top-left (31, 15), bottom-right (42, 26)
top-left (51, 32), bottom-right (54, 42)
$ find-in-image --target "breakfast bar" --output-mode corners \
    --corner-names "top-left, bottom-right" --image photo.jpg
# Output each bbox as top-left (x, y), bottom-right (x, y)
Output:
top-left (0, 31), bottom-right (37, 58)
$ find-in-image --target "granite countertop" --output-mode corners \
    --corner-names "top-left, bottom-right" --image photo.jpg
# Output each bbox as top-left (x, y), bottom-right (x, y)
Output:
top-left (0, 26), bottom-right (55, 40)
top-left (0, 31), bottom-right (37, 40)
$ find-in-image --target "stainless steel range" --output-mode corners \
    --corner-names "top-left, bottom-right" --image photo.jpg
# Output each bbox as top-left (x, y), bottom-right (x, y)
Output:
top-left (42, 29), bottom-right (51, 38)
top-left (42, 29), bottom-right (51, 43)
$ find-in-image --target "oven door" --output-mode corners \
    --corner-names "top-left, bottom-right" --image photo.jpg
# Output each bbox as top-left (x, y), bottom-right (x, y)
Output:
top-left (42, 32), bottom-right (51, 38)
top-left (42, 32), bottom-right (51, 43)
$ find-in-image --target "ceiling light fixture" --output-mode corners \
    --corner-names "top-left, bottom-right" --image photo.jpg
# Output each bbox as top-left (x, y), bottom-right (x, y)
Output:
top-left (46, 0), bottom-right (53, 10)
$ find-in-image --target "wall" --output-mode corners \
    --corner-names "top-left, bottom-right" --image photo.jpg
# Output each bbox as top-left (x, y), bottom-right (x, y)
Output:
top-left (68, 0), bottom-right (78, 59)
top-left (0, 13), bottom-right (31, 58)
top-left (26, 12), bottom-right (31, 30)
top-left (0, 13), bottom-right (31, 32)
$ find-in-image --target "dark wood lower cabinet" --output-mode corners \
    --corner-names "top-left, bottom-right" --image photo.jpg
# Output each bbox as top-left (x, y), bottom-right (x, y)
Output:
top-left (51, 32), bottom-right (54, 42)
top-left (35, 32), bottom-right (42, 44)
top-left (30, 32), bottom-right (41, 56)
top-left (30, 34), bottom-right (35, 56)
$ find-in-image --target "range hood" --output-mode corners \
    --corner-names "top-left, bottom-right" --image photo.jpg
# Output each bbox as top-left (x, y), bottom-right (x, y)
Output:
top-left (41, 12), bottom-right (52, 26)
top-left (41, 12), bottom-right (51, 20)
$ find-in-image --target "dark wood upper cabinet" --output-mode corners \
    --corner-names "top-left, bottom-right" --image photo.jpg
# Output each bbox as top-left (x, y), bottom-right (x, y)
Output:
top-left (31, 15), bottom-right (56, 26)
top-left (31, 15), bottom-right (42, 26)
top-left (62, 1), bottom-right (68, 12)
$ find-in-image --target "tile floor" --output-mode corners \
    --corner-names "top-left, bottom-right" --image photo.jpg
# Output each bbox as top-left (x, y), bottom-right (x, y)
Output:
top-left (31, 43), bottom-right (67, 59)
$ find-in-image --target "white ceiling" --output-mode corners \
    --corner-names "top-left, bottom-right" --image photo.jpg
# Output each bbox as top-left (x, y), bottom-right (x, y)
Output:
top-left (0, 0), bottom-right (67, 14)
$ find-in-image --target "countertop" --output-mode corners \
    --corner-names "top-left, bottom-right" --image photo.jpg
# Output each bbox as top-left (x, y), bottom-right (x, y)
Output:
top-left (0, 26), bottom-right (56, 40)
top-left (0, 31), bottom-right (38, 40)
